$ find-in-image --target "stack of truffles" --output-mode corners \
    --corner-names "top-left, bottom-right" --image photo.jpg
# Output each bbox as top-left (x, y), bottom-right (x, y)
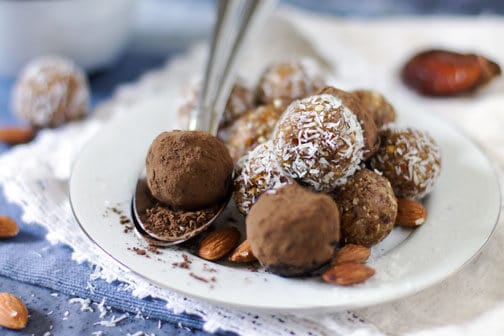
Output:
top-left (151, 58), bottom-right (442, 284)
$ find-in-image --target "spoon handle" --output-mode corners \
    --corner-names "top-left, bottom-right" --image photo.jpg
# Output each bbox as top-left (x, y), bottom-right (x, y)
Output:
top-left (190, 0), bottom-right (278, 135)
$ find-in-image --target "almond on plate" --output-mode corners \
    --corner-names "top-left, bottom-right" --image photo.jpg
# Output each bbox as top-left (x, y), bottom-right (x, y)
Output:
top-left (322, 263), bottom-right (375, 286)
top-left (198, 227), bottom-right (240, 261)
top-left (396, 198), bottom-right (427, 227)
top-left (332, 244), bottom-right (371, 265)
top-left (229, 240), bottom-right (257, 263)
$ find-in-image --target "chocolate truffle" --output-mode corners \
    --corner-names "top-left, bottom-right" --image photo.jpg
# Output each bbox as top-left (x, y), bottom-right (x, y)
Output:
top-left (247, 184), bottom-right (340, 277)
top-left (352, 89), bottom-right (396, 129)
top-left (369, 127), bottom-right (442, 199)
top-left (146, 130), bottom-right (233, 210)
top-left (12, 56), bottom-right (90, 128)
top-left (177, 79), bottom-right (255, 130)
top-left (226, 104), bottom-right (284, 162)
top-left (272, 93), bottom-right (366, 192)
top-left (233, 141), bottom-right (292, 215)
top-left (318, 86), bottom-right (379, 158)
top-left (333, 169), bottom-right (398, 247)
top-left (257, 59), bottom-right (324, 106)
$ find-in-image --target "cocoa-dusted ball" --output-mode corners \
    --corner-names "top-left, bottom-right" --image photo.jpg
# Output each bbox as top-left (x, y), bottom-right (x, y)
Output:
top-left (272, 93), bottom-right (366, 192)
top-left (333, 169), bottom-right (398, 247)
top-left (177, 79), bottom-right (255, 130)
top-left (318, 86), bottom-right (379, 158)
top-left (369, 127), bottom-right (442, 199)
top-left (247, 184), bottom-right (340, 277)
top-left (257, 59), bottom-right (324, 106)
top-left (233, 141), bottom-right (292, 215)
top-left (13, 56), bottom-right (90, 128)
top-left (227, 104), bottom-right (284, 162)
top-left (146, 130), bottom-right (233, 210)
top-left (352, 90), bottom-right (396, 129)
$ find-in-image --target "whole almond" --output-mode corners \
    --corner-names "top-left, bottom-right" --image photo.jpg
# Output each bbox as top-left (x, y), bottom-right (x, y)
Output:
top-left (0, 127), bottom-right (35, 145)
top-left (322, 263), bottom-right (375, 286)
top-left (396, 198), bottom-right (427, 227)
top-left (229, 240), bottom-right (257, 262)
top-left (332, 244), bottom-right (371, 265)
top-left (0, 216), bottom-right (19, 238)
top-left (0, 293), bottom-right (28, 330)
top-left (198, 227), bottom-right (240, 261)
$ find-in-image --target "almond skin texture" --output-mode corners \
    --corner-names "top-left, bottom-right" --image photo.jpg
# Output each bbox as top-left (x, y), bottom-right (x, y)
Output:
top-left (0, 216), bottom-right (19, 238)
top-left (332, 244), bottom-right (371, 265)
top-left (0, 293), bottom-right (28, 330)
top-left (402, 49), bottom-right (501, 96)
top-left (229, 240), bottom-right (257, 263)
top-left (396, 198), bottom-right (427, 227)
top-left (198, 227), bottom-right (240, 261)
top-left (0, 127), bottom-right (35, 145)
top-left (322, 263), bottom-right (375, 286)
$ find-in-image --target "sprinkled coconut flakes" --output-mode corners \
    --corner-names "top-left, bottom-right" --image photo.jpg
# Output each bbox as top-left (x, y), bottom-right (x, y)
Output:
top-left (234, 141), bottom-right (291, 214)
top-left (373, 127), bottom-right (441, 199)
top-left (273, 94), bottom-right (365, 192)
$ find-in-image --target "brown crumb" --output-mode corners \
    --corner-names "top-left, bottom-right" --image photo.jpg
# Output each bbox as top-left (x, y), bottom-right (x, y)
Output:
top-left (172, 254), bottom-right (192, 269)
top-left (132, 247), bottom-right (147, 256)
top-left (147, 245), bottom-right (162, 255)
top-left (120, 215), bottom-right (131, 224)
top-left (123, 225), bottom-right (134, 234)
top-left (189, 272), bottom-right (209, 283)
top-left (203, 263), bottom-right (217, 273)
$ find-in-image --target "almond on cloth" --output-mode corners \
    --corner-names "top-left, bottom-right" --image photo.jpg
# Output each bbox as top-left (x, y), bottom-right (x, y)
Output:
top-left (198, 227), bottom-right (240, 261)
top-left (0, 293), bottom-right (28, 330)
top-left (396, 198), bottom-right (427, 227)
top-left (332, 244), bottom-right (371, 265)
top-left (0, 216), bottom-right (19, 238)
top-left (0, 127), bottom-right (35, 145)
top-left (229, 240), bottom-right (257, 262)
top-left (322, 263), bottom-right (375, 286)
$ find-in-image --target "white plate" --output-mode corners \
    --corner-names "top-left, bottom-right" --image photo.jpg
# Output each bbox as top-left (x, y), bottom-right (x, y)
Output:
top-left (69, 92), bottom-right (500, 312)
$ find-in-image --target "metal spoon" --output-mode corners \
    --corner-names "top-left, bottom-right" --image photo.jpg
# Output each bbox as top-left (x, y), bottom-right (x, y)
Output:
top-left (131, 0), bottom-right (277, 246)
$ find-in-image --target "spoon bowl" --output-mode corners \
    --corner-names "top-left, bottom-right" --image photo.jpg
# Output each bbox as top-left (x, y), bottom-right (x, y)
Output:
top-left (131, 174), bottom-right (233, 247)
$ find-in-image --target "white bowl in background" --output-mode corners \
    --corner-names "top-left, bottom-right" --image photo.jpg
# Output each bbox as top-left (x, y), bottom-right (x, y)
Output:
top-left (0, 0), bottom-right (137, 77)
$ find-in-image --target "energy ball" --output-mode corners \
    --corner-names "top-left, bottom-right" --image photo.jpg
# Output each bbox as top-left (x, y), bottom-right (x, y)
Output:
top-left (272, 93), bottom-right (366, 192)
top-left (318, 86), bottom-right (379, 158)
top-left (177, 79), bottom-right (255, 129)
top-left (12, 56), bottom-right (90, 128)
top-left (257, 59), bottom-right (324, 106)
top-left (146, 130), bottom-right (233, 210)
top-left (247, 184), bottom-right (340, 277)
top-left (369, 127), bottom-right (442, 199)
top-left (233, 141), bottom-right (292, 215)
top-left (333, 169), bottom-right (398, 247)
top-left (226, 104), bottom-right (284, 162)
top-left (352, 89), bottom-right (396, 129)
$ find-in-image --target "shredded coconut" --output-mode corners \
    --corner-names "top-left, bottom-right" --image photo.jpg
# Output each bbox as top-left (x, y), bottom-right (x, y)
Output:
top-left (93, 313), bottom-right (129, 327)
top-left (273, 94), bottom-right (365, 191)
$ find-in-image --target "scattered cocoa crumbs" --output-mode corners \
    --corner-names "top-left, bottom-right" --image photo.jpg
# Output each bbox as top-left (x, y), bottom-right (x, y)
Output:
top-left (132, 247), bottom-right (147, 256)
top-left (172, 254), bottom-right (192, 269)
top-left (111, 207), bottom-right (122, 215)
top-left (147, 245), bottom-right (162, 255)
top-left (123, 225), bottom-right (134, 234)
top-left (203, 263), bottom-right (217, 273)
top-left (140, 203), bottom-right (219, 238)
top-left (189, 273), bottom-right (209, 283)
top-left (119, 215), bottom-right (131, 224)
